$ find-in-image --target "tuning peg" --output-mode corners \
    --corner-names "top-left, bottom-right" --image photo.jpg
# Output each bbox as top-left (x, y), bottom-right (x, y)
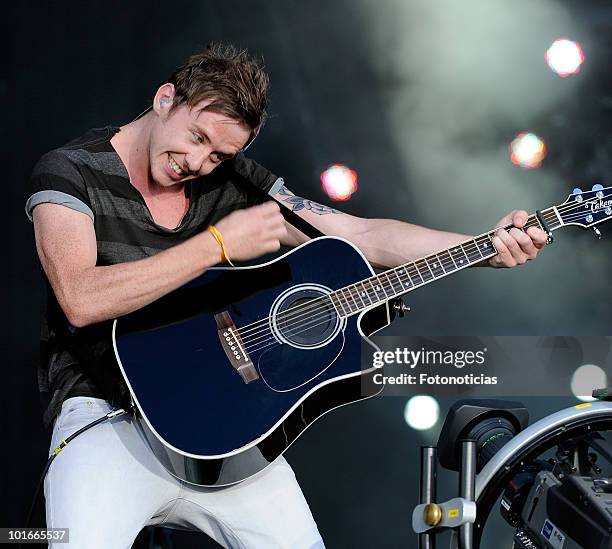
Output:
top-left (592, 184), bottom-right (604, 191)
top-left (593, 227), bottom-right (603, 239)
top-left (573, 187), bottom-right (583, 194)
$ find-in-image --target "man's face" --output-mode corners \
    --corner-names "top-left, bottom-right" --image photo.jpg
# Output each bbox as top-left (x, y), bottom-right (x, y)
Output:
top-left (149, 98), bottom-right (251, 187)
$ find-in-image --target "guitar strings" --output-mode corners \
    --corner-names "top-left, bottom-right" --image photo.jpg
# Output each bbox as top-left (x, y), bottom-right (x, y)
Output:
top-left (240, 207), bottom-right (594, 355)
top-left (236, 193), bottom-right (609, 350)
top-left (239, 215), bottom-right (608, 355)
top-left (237, 214), bottom-right (537, 345)
top-left (238, 219), bottom-right (547, 349)
top-left (240, 239), bottom-right (504, 352)
top-left (236, 221), bottom-right (516, 338)
top-left (239, 236), bottom-right (499, 346)
top-left (241, 247), bottom-right (500, 353)
top-left (233, 192), bottom-right (611, 353)
top-left (237, 235), bottom-right (496, 342)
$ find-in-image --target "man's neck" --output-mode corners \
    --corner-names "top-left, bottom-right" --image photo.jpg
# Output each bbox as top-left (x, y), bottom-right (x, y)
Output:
top-left (112, 113), bottom-right (179, 197)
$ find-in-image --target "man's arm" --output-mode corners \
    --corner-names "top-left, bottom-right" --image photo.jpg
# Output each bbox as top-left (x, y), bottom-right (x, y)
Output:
top-left (33, 201), bottom-right (286, 327)
top-left (274, 185), bottom-right (547, 268)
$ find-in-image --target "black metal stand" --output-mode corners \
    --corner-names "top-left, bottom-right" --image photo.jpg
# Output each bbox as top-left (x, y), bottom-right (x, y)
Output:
top-left (419, 446), bottom-right (438, 549)
top-left (458, 440), bottom-right (477, 549)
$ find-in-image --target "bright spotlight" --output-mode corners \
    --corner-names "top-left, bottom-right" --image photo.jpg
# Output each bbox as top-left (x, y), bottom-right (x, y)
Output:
top-left (571, 364), bottom-right (608, 402)
top-left (320, 164), bottom-right (358, 201)
top-left (404, 395), bottom-right (440, 431)
top-left (509, 132), bottom-right (547, 169)
top-left (545, 38), bottom-right (584, 77)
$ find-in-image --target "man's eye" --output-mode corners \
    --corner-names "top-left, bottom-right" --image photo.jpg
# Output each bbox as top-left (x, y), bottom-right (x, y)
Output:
top-left (192, 132), bottom-right (203, 144)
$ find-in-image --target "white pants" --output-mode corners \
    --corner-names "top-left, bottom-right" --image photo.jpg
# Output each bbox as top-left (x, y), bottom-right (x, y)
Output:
top-left (44, 397), bottom-right (325, 549)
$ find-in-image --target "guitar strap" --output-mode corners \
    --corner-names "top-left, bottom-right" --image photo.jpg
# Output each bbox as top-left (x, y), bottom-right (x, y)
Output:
top-left (236, 175), bottom-right (326, 239)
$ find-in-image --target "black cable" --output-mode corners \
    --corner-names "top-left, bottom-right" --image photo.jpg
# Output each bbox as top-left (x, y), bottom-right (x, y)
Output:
top-left (20, 408), bottom-right (129, 549)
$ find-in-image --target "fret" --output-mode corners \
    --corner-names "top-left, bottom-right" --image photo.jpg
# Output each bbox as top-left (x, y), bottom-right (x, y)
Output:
top-left (378, 275), bottom-right (392, 298)
top-left (338, 288), bottom-right (354, 315)
top-left (398, 265), bottom-right (416, 289)
top-left (370, 276), bottom-right (389, 301)
top-left (415, 261), bottom-right (433, 283)
top-left (383, 272), bottom-right (400, 296)
top-left (352, 283), bottom-right (367, 308)
top-left (436, 254), bottom-right (447, 274)
top-left (409, 264), bottom-right (424, 285)
top-left (400, 266), bottom-right (412, 286)
top-left (350, 287), bottom-right (364, 310)
top-left (482, 236), bottom-right (496, 257)
top-left (424, 259), bottom-right (435, 279)
top-left (361, 278), bottom-right (379, 305)
top-left (452, 239), bottom-right (487, 266)
top-left (473, 238), bottom-right (486, 259)
top-left (446, 248), bottom-right (459, 269)
top-left (541, 209), bottom-right (560, 230)
top-left (350, 287), bottom-right (364, 311)
top-left (459, 240), bottom-right (480, 263)
top-left (475, 236), bottom-right (495, 259)
top-left (438, 250), bottom-right (455, 273)
top-left (427, 256), bottom-right (444, 278)
top-left (341, 287), bottom-right (358, 313)
top-left (335, 288), bottom-right (348, 313)
top-left (449, 246), bottom-right (463, 268)
top-left (462, 241), bottom-right (481, 264)
top-left (329, 293), bottom-right (347, 317)
top-left (394, 268), bottom-right (412, 291)
top-left (359, 281), bottom-right (374, 306)
top-left (326, 295), bottom-right (341, 318)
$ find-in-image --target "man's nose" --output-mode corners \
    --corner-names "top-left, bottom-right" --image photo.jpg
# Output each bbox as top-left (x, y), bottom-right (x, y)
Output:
top-left (185, 146), bottom-right (210, 175)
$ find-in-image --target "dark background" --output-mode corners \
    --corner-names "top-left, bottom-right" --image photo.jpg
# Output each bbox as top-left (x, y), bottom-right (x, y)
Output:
top-left (5, 1), bottom-right (612, 547)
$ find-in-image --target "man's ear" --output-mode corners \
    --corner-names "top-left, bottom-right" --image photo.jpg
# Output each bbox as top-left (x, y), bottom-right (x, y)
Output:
top-left (153, 83), bottom-right (176, 115)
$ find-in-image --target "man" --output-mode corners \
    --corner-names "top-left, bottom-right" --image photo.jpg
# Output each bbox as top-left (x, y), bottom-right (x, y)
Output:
top-left (26, 44), bottom-right (547, 548)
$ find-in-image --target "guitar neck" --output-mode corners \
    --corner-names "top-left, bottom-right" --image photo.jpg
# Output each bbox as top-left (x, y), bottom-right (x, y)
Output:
top-left (329, 206), bottom-right (562, 318)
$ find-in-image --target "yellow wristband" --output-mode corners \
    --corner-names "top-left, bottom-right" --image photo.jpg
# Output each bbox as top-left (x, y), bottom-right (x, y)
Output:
top-left (207, 225), bottom-right (235, 266)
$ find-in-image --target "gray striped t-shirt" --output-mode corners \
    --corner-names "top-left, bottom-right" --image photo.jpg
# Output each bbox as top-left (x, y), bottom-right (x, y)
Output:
top-left (26, 126), bottom-right (284, 429)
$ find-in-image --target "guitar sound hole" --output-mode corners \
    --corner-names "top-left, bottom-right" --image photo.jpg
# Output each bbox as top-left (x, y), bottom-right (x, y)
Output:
top-left (274, 289), bottom-right (339, 347)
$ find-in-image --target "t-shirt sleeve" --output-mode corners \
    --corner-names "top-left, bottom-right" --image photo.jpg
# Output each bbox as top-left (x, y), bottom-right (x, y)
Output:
top-left (230, 153), bottom-right (285, 197)
top-left (25, 149), bottom-right (94, 222)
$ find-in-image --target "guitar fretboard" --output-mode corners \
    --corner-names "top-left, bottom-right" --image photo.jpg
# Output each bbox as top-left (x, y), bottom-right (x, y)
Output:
top-left (328, 207), bottom-right (561, 317)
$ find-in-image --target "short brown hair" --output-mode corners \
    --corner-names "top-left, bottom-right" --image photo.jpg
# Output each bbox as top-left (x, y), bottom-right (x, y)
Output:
top-left (167, 44), bottom-right (269, 137)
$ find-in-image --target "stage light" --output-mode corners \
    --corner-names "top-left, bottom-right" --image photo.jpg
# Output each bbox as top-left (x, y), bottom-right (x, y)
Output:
top-left (320, 164), bottom-right (358, 201)
top-left (509, 132), bottom-right (547, 169)
top-left (404, 395), bottom-right (440, 431)
top-left (545, 38), bottom-right (584, 77)
top-left (570, 364), bottom-right (607, 402)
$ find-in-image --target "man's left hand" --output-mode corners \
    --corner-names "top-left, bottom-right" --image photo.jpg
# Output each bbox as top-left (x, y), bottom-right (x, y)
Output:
top-left (489, 210), bottom-right (548, 268)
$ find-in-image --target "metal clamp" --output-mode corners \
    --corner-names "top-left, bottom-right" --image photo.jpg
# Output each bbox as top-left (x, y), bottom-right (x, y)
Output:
top-left (412, 440), bottom-right (477, 549)
top-left (413, 497), bottom-right (477, 534)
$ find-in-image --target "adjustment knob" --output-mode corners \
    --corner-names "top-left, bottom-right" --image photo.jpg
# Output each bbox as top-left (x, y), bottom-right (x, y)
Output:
top-left (423, 503), bottom-right (443, 527)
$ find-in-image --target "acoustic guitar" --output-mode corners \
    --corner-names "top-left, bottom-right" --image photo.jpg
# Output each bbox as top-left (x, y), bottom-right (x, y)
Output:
top-left (113, 184), bottom-right (612, 486)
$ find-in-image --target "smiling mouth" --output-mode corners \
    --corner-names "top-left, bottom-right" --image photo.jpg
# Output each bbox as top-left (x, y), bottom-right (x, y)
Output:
top-left (168, 154), bottom-right (186, 177)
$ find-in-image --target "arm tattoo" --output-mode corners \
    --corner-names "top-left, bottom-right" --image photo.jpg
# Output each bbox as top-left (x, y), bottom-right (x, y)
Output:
top-left (277, 185), bottom-right (341, 215)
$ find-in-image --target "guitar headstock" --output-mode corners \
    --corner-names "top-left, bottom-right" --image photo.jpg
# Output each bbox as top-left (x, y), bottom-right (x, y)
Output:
top-left (558, 184), bottom-right (612, 229)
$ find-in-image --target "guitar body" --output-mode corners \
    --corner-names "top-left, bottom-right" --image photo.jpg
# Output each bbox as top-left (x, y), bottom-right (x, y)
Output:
top-left (113, 237), bottom-right (392, 486)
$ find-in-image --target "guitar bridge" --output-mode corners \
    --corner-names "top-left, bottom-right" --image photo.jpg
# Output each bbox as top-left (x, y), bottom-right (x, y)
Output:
top-left (214, 311), bottom-right (259, 384)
